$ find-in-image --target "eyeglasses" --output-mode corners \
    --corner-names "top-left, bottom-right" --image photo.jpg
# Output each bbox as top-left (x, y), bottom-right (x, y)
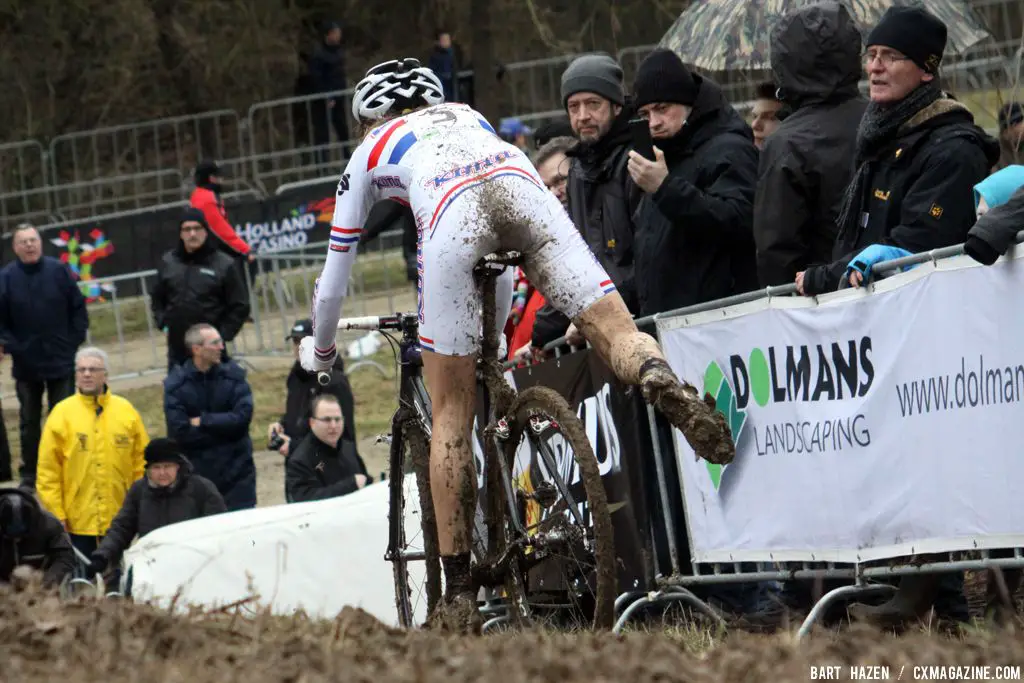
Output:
top-left (180, 224), bottom-right (206, 234)
top-left (312, 416), bottom-right (344, 424)
top-left (863, 50), bottom-right (910, 67)
top-left (76, 366), bottom-right (106, 375)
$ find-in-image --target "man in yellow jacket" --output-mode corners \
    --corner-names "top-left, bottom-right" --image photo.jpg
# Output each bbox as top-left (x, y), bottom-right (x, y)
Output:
top-left (36, 347), bottom-right (148, 560)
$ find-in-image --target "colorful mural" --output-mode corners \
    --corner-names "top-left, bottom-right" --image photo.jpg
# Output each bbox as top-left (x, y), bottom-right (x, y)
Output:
top-left (50, 229), bottom-right (115, 303)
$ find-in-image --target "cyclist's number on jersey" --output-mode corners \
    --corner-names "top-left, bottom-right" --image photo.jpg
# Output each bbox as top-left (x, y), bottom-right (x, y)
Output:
top-left (429, 109), bottom-right (458, 126)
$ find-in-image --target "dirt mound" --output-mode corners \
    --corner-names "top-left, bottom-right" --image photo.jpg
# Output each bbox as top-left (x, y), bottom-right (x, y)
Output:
top-left (2, 583), bottom-right (1022, 682)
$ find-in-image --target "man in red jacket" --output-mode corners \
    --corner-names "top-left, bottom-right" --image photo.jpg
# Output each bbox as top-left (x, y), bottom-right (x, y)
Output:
top-left (189, 161), bottom-right (253, 261)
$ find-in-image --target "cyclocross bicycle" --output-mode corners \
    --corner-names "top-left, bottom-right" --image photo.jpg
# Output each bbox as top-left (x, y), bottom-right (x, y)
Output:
top-left (318, 250), bottom-right (616, 630)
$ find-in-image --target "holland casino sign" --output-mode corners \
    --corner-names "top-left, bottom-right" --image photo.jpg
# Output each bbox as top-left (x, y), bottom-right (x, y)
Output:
top-left (234, 210), bottom-right (319, 253)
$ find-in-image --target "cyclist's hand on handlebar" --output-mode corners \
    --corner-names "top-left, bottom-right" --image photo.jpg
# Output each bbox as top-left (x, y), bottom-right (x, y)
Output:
top-left (298, 336), bottom-right (335, 373)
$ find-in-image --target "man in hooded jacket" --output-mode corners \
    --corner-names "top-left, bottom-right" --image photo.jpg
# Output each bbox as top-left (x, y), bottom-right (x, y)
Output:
top-left (755, 2), bottom-right (868, 287)
top-left (0, 487), bottom-right (76, 588)
top-left (796, 6), bottom-right (999, 296)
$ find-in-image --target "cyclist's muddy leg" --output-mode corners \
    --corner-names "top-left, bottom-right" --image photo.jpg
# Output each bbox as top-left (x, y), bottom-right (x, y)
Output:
top-left (573, 292), bottom-right (664, 383)
top-left (574, 292), bottom-right (735, 465)
top-left (421, 349), bottom-right (478, 600)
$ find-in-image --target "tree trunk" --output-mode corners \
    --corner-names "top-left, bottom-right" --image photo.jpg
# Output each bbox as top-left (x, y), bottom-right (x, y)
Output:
top-left (469, 0), bottom-right (500, 124)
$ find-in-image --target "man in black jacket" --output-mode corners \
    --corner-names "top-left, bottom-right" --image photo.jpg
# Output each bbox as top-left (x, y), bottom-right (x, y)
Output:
top-left (308, 20), bottom-right (349, 163)
top-left (626, 49), bottom-right (759, 316)
top-left (0, 487), bottom-right (76, 588)
top-left (286, 394), bottom-right (370, 503)
top-left (0, 223), bottom-right (88, 488)
top-left (531, 54), bottom-right (641, 350)
top-left (266, 318), bottom-right (357, 457)
top-left (86, 438), bottom-right (225, 577)
top-left (151, 209), bottom-right (250, 370)
top-left (797, 6), bottom-right (999, 296)
top-left (755, 2), bottom-right (868, 288)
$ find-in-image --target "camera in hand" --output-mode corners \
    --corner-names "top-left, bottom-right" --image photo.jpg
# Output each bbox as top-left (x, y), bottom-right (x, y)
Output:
top-left (267, 429), bottom-right (286, 451)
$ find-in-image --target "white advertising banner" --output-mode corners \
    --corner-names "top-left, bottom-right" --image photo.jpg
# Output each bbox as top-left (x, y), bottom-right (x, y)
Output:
top-left (657, 252), bottom-right (1024, 564)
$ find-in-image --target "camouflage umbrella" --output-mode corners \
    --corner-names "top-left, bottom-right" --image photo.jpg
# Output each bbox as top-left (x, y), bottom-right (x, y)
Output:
top-left (659, 0), bottom-right (992, 72)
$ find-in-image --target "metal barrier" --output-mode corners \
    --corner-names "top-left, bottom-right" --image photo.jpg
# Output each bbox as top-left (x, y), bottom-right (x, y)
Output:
top-left (47, 109), bottom-right (245, 192)
top-left (0, 140), bottom-right (52, 231)
top-left (503, 53), bottom-right (600, 114)
top-left (591, 235), bottom-right (1024, 636)
top-left (246, 89), bottom-right (357, 195)
top-left (48, 169), bottom-right (186, 221)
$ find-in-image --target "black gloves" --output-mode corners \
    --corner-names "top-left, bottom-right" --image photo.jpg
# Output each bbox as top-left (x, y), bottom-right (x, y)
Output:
top-left (87, 552), bottom-right (108, 577)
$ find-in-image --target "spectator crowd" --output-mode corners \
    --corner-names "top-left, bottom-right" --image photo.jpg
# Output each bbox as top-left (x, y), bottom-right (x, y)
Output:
top-left (1, 1), bottom-right (1023, 631)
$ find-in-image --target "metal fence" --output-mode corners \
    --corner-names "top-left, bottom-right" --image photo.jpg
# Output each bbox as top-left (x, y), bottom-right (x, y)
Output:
top-left (3, 4), bottom-right (1024, 229)
top-left (245, 88), bottom-right (357, 195)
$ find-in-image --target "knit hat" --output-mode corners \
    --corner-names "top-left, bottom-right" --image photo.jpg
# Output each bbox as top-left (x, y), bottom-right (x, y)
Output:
top-left (865, 6), bottom-right (947, 74)
top-left (632, 48), bottom-right (700, 110)
top-left (180, 207), bottom-right (208, 230)
top-left (145, 438), bottom-right (187, 467)
top-left (974, 165), bottom-right (1024, 212)
top-left (194, 160), bottom-right (221, 186)
top-left (561, 54), bottom-right (625, 108)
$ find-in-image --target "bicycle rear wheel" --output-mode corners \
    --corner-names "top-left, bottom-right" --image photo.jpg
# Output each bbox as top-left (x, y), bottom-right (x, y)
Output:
top-left (500, 385), bottom-right (616, 630)
top-left (389, 415), bottom-right (442, 627)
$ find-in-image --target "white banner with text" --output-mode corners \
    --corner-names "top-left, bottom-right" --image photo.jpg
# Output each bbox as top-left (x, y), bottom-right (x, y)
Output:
top-left (657, 252), bottom-right (1024, 563)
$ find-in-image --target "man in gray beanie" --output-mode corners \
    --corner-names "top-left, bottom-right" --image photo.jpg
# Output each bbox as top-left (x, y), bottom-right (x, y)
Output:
top-left (530, 54), bottom-right (642, 354)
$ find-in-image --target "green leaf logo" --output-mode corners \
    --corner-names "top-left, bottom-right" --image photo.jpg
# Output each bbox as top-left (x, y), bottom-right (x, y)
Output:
top-left (701, 360), bottom-right (746, 490)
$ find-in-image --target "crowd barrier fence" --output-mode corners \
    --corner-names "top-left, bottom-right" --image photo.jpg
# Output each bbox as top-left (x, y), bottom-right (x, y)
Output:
top-left (496, 235), bottom-right (1024, 636)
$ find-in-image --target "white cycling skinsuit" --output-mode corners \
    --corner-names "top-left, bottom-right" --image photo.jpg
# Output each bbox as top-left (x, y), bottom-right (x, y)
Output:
top-left (310, 102), bottom-right (616, 360)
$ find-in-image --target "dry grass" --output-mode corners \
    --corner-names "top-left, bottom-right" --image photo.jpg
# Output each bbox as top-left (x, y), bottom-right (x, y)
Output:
top-left (2, 580), bottom-right (1023, 683)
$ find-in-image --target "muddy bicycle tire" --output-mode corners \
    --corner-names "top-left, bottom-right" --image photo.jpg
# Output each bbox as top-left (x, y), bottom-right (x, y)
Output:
top-left (500, 385), bottom-right (616, 630)
top-left (389, 418), bottom-right (442, 627)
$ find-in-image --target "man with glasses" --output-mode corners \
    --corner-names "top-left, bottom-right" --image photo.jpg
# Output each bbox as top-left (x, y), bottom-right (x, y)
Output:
top-left (36, 347), bottom-right (148, 562)
top-left (266, 319), bottom-right (356, 458)
top-left (285, 394), bottom-right (370, 503)
top-left (152, 208), bottom-right (250, 371)
top-left (164, 323), bottom-right (256, 511)
top-left (795, 5), bottom-right (998, 296)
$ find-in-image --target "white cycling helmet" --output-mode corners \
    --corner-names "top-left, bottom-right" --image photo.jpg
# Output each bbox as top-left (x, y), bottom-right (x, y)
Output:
top-left (352, 58), bottom-right (445, 123)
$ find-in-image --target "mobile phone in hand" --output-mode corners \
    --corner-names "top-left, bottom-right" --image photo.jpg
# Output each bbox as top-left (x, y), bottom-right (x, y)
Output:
top-left (629, 117), bottom-right (655, 160)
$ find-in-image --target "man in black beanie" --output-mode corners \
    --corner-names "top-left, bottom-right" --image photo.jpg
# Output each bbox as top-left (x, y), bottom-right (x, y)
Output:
top-left (794, 5), bottom-right (998, 630)
top-left (86, 438), bottom-right (225, 585)
top-left (529, 53), bottom-right (642, 352)
top-left (797, 5), bottom-right (997, 299)
top-left (626, 48), bottom-right (758, 316)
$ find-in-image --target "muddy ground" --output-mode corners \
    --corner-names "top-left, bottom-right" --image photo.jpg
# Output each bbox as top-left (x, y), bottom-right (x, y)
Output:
top-left (2, 581), bottom-right (1022, 683)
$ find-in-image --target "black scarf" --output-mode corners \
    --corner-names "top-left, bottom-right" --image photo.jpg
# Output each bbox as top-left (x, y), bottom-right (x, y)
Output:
top-left (835, 80), bottom-right (943, 242)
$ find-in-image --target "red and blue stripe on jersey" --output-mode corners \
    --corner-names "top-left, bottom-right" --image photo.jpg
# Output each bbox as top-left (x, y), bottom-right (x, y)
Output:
top-left (367, 118), bottom-right (418, 170)
top-left (426, 166), bottom-right (543, 238)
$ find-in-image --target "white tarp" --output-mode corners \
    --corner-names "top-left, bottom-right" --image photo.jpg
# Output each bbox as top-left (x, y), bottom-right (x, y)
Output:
top-left (124, 477), bottom-right (426, 626)
top-left (656, 252), bottom-right (1024, 564)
